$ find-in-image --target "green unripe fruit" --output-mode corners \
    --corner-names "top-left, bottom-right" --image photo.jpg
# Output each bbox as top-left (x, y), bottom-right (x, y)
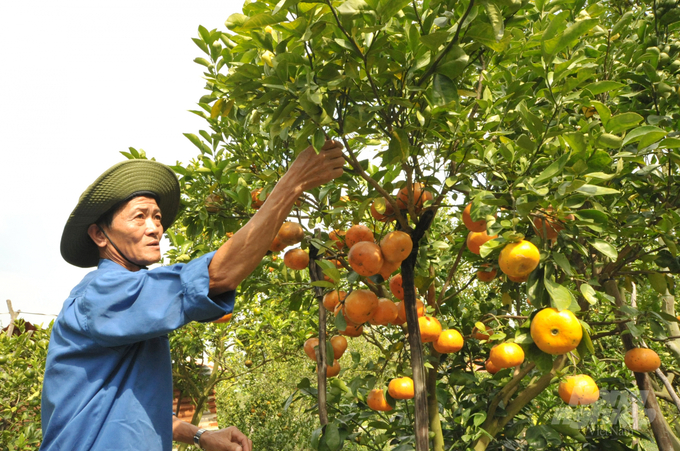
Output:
top-left (598, 133), bottom-right (623, 148)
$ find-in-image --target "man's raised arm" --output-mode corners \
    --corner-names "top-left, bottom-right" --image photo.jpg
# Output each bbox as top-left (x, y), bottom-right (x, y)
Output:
top-left (208, 139), bottom-right (344, 295)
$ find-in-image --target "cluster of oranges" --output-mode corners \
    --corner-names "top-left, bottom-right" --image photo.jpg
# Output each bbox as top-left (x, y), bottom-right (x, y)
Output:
top-left (268, 222), bottom-right (308, 269)
top-left (303, 335), bottom-right (348, 377)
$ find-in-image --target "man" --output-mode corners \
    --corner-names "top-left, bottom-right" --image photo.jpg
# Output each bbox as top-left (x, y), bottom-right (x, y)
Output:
top-left (41, 140), bottom-right (345, 451)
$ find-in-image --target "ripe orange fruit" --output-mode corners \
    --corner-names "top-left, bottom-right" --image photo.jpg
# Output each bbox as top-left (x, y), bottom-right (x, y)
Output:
top-left (269, 236), bottom-right (286, 252)
top-left (367, 389), bottom-right (393, 411)
top-left (389, 274), bottom-right (404, 300)
top-left (388, 377), bottom-right (415, 400)
top-left (462, 203), bottom-right (488, 232)
top-left (371, 199), bottom-right (395, 222)
top-left (489, 342), bottom-right (525, 369)
top-left (433, 329), bottom-right (464, 353)
top-left (331, 335), bottom-right (348, 359)
top-left (530, 308), bottom-right (583, 355)
top-left (624, 348), bottom-right (661, 373)
top-left (334, 303), bottom-right (356, 326)
top-left (508, 273), bottom-right (528, 283)
top-left (323, 290), bottom-right (347, 311)
top-left (467, 230), bottom-right (497, 255)
top-left (397, 298), bottom-right (425, 323)
top-left (339, 323), bottom-right (363, 337)
top-left (304, 337), bottom-right (319, 361)
top-left (344, 290), bottom-right (379, 324)
top-left (391, 303), bottom-right (406, 325)
top-left (345, 224), bottom-right (374, 248)
top-left (369, 298), bottom-right (399, 326)
top-left (476, 265), bottom-right (497, 282)
top-left (321, 360), bottom-right (341, 378)
top-left (278, 222), bottom-right (304, 245)
top-left (380, 231), bottom-right (413, 263)
top-left (498, 240), bottom-right (540, 278)
top-left (329, 259), bottom-right (343, 268)
top-left (558, 374), bottom-right (599, 405)
top-left (284, 248), bottom-right (309, 270)
top-left (472, 327), bottom-right (493, 340)
top-left (418, 316), bottom-right (442, 343)
top-left (251, 188), bottom-right (265, 209)
top-left (379, 259), bottom-right (401, 279)
top-left (348, 241), bottom-right (384, 276)
top-left (329, 229), bottom-right (346, 250)
top-left (213, 313), bottom-right (233, 323)
top-left (533, 208), bottom-right (574, 240)
top-left (485, 359), bottom-right (500, 374)
top-left (205, 194), bottom-right (223, 213)
top-left (396, 183), bottom-right (432, 212)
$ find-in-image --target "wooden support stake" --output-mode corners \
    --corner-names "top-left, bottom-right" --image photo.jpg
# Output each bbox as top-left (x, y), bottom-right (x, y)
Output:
top-left (309, 240), bottom-right (328, 426)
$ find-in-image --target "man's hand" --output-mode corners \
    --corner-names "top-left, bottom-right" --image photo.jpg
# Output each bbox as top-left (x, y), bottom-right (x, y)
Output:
top-left (283, 139), bottom-right (345, 193)
top-left (200, 426), bottom-right (253, 451)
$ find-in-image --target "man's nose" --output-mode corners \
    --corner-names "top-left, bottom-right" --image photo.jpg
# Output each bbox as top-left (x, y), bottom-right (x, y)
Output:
top-left (145, 217), bottom-right (162, 236)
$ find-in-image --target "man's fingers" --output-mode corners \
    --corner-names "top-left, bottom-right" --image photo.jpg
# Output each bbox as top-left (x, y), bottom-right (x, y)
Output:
top-left (321, 139), bottom-right (343, 150)
top-left (228, 427), bottom-right (252, 451)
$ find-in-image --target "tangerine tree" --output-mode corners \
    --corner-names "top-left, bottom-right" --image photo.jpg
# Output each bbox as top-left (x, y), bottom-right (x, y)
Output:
top-left (155, 0), bottom-right (680, 449)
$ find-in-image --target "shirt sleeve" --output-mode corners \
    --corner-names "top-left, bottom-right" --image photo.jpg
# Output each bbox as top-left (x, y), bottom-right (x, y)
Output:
top-left (78, 251), bottom-right (235, 347)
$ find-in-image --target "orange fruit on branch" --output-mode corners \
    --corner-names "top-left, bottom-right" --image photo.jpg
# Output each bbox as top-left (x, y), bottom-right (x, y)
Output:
top-left (330, 335), bottom-right (348, 359)
top-left (418, 316), bottom-right (442, 343)
top-left (269, 236), bottom-right (286, 252)
top-left (485, 359), bottom-right (500, 374)
top-left (369, 298), bottom-right (399, 326)
top-left (348, 241), bottom-right (384, 276)
top-left (284, 248), bottom-right (309, 270)
top-left (278, 222), bottom-right (304, 246)
top-left (339, 323), bottom-right (363, 337)
top-left (371, 198), bottom-right (395, 222)
top-left (389, 274), bottom-right (404, 300)
top-left (212, 313), bottom-right (233, 323)
top-left (379, 259), bottom-right (401, 279)
top-left (397, 298), bottom-right (425, 323)
top-left (388, 377), bottom-right (415, 400)
top-left (367, 388), bottom-right (393, 411)
top-left (320, 360), bottom-right (341, 378)
top-left (624, 348), bottom-right (661, 373)
top-left (530, 308), bottom-right (582, 355)
top-left (251, 188), bottom-right (266, 209)
top-left (205, 194), bottom-right (223, 214)
top-left (396, 183), bottom-right (432, 213)
top-left (462, 203), bottom-right (489, 232)
top-left (508, 273), bottom-right (528, 283)
top-left (533, 207), bottom-right (574, 240)
top-left (380, 231), bottom-right (413, 263)
top-left (304, 337), bottom-right (319, 361)
top-left (489, 342), bottom-right (525, 369)
top-left (323, 290), bottom-right (346, 311)
top-left (476, 265), bottom-right (497, 283)
top-left (472, 326), bottom-right (493, 340)
top-left (329, 229), bottom-right (346, 250)
top-left (345, 224), bottom-right (374, 248)
top-left (558, 374), bottom-right (599, 406)
top-left (498, 240), bottom-right (540, 278)
top-left (467, 230), bottom-right (497, 255)
top-left (433, 329), bottom-right (464, 353)
top-left (344, 289), bottom-right (379, 324)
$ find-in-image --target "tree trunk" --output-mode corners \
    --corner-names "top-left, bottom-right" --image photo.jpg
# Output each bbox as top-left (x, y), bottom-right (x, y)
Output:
top-left (603, 279), bottom-right (675, 451)
top-left (427, 352), bottom-right (444, 451)
top-left (660, 288), bottom-right (680, 366)
top-left (308, 240), bottom-right (329, 426)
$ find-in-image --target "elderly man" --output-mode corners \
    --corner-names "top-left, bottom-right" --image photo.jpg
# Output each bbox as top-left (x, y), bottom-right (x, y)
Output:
top-left (40, 140), bottom-right (344, 451)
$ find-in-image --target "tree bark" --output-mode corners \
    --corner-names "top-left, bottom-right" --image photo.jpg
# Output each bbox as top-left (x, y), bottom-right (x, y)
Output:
top-left (427, 351), bottom-right (444, 451)
top-left (603, 279), bottom-right (675, 451)
top-left (309, 241), bottom-right (328, 426)
top-left (660, 288), bottom-right (680, 366)
top-left (401, 211), bottom-right (435, 451)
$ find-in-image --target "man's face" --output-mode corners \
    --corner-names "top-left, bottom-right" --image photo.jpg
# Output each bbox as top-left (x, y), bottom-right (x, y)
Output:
top-left (104, 196), bottom-right (163, 266)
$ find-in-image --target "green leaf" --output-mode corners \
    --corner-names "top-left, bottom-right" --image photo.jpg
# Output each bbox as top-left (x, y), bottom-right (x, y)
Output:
top-left (553, 252), bottom-right (573, 276)
top-left (562, 132), bottom-right (586, 153)
top-left (648, 273), bottom-right (668, 294)
top-left (241, 12), bottom-right (288, 30)
top-left (518, 101), bottom-right (544, 139)
top-left (544, 276), bottom-right (575, 311)
top-left (583, 81), bottom-right (626, 95)
top-left (574, 209), bottom-right (609, 224)
top-left (432, 73), bottom-right (457, 105)
top-left (484, 2), bottom-right (504, 41)
top-left (534, 153), bottom-right (569, 185)
top-left (378, 0), bottom-right (411, 20)
top-left (589, 239), bottom-right (618, 260)
top-left (336, 0), bottom-right (370, 15)
top-left (574, 184), bottom-right (620, 196)
top-left (658, 138), bottom-right (680, 149)
top-left (334, 311), bottom-right (347, 331)
top-left (605, 112), bottom-right (644, 134)
top-left (311, 281), bottom-right (336, 288)
top-left (621, 126), bottom-right (667, 149)
top-left (435, 46), bottom-right (469, 79)
top-left (591, 101), bottom-right (611, 126)
top-left (579, 284), bottom-right (598, 305)
top-left (323, 422), bottom-right (341, 451)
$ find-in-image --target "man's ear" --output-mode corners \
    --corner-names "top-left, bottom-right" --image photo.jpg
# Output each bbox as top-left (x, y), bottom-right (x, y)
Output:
top-left (87, 224), bottom-right (108, 249)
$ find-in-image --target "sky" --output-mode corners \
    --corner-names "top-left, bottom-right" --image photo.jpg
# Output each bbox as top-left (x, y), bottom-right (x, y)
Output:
top-left (0, 0), bottom-right (246, 326)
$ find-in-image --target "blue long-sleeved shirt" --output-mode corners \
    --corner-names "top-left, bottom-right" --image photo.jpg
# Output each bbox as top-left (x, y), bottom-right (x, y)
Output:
top-left (40, 252), bottom-right (234, 451)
